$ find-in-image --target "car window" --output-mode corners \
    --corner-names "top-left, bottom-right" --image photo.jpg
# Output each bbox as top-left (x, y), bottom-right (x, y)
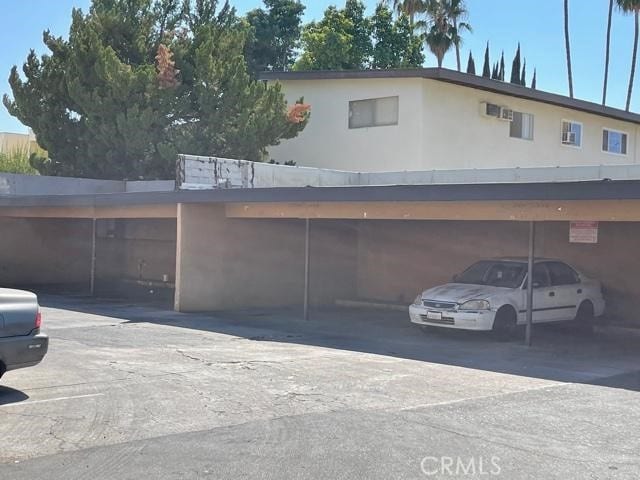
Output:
top-left (456, 261), bottom-right (527, 288)
top-left (532, 263), bottom-right (551, 287)
top-left (546, 262), bottom-right (579, 286)
top-left (523, 263), bottom-right (551, 288)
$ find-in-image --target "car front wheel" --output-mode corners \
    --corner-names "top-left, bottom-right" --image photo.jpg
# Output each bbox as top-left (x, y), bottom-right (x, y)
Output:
top-left (492, 307), bottom-right (518, 341)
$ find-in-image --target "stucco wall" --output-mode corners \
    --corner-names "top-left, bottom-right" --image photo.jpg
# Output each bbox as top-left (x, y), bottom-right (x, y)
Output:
top-left (174, 204), bottom-right (357, 312)
top-left (421, 80), bottom-right (640, 169)
top-left (0, 217), bottom-right (92, 289)
top-left (356, 220), bottom-right (640, 323)
top-left (270, 77), bottom-right (640, 172)
top-left (94, 218), bottom-right (176, 302)
top-left (268, 78), bottom-right (425, 172)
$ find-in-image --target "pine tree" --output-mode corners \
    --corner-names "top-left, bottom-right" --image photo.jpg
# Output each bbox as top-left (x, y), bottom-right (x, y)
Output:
top-left (466, 51), bottom-right (476, 74)
top-left (482, 42), bottom-right (491, 78)
top-left (531, 69), bottom-right (537, 89)
top-left (499, 51), bottom-right (505, 81)
top-left (510, 43), bottom-right (521, 84)
top-left (491, 62), bottom-right (499, 80)
top-left (520, 60), bottom-right (527, 86)
top-left (4, 0), bottom-right (310, 179)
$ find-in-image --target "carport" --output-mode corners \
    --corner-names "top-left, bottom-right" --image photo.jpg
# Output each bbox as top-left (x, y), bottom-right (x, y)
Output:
top-left (2, 180), bottom-right (640, 343)
top-left (211, 180), bottom-right (640, 344)
top-left (0, 198), bottom-right (178, 305)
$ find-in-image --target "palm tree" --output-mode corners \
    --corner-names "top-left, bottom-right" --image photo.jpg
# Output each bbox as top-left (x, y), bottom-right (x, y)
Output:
top-left (618, 0), bottom-right (640, 111)
top-left (603, 0), bottom-right (614, 105)
top-left (564, 0), bottom-right (574, 98)
top-left (446, 0), bottom-right (472, 71)
top-left (423, 0), bottom-right (454, 67)
top-left (384, 0), bottom-right (426, 25)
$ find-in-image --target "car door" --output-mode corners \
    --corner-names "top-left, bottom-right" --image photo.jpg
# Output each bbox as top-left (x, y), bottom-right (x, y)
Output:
top-left (545, 261), bottom-right (581, 321)
top-left (529, 263), bottom-right (558, 323)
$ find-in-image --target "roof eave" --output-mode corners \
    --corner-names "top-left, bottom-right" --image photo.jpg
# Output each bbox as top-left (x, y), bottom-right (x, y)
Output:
top-left (259, 68), bottom-right (640, 125)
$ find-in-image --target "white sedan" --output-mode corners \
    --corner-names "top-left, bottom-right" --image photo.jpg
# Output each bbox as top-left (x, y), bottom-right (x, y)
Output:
top-left (409, 258), bottom-right (605, 338)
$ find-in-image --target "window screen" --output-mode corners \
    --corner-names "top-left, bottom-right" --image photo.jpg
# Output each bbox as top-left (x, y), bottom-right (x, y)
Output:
top-left (602, 129), bottom-right (627, 154)
top-left (510, 112), bottom-right (534, 140)
top-left (349, 96), bottom-right (399, 129)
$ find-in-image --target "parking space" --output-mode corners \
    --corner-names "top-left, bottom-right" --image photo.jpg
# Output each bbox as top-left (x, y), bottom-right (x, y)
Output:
top-left (0, 295), bottom-right (639, 479)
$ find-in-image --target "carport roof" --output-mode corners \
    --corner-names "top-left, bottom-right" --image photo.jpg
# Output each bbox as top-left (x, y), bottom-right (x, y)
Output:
top-left (2, 179), bottom-right (640, 208)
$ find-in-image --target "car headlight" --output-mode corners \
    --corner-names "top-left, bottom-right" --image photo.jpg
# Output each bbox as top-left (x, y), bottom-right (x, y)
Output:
top-left (459, 300), bottom-right (490, 311)
top-left (413, 294), bottom-right (423, 306)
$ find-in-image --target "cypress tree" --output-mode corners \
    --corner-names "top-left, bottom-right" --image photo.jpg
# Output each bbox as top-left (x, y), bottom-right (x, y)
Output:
top-left (499, 51), bottom-right (505, 81)
top-left (510, 43), bottom-right (521, 84)
top-left (531, 69), bottom-right (537, 89)
top-left (482, 42), bottom-right (491, 78)
top-left (491, 62), bottom-right (499, 80)
top-left (466, 51), bottom-right (476, 74)
top-left (521, 60), bottom-right (527, 86)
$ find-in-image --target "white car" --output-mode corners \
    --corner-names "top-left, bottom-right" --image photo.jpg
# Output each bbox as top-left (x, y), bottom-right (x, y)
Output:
top-left (409, 258), bottom-right (605, 338)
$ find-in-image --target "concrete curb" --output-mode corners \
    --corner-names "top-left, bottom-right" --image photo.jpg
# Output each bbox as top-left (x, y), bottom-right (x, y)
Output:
top-left (595, 324), bottom-right (640, 339)
top-left (335, 299), bottom-right (409, 312)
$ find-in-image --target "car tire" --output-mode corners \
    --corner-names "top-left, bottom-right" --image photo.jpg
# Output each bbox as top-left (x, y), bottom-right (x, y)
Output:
top-left (574, 301), bottom-right (595, 335)
top-left (492, 307), bottom-right (518, 341)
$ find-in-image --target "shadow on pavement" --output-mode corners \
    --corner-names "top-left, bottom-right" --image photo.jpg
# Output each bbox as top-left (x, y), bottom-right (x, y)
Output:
top-left (0, 386), bottom-right (29, 406)
top-left (39, 294), bottom-right (640, 392)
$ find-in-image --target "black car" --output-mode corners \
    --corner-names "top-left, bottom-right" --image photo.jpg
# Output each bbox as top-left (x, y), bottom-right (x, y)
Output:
top-left (0, 288), bottom-right (48, 379)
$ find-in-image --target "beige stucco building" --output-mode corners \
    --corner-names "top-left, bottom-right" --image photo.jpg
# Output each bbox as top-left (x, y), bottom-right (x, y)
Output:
top-left (264, 69), bottom-right (640, 172)
top-left (0, 131), bottom-right (38, 154)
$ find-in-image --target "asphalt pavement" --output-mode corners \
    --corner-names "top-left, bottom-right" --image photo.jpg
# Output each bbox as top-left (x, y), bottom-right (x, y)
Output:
top-left (0, 296), bottom-right (638, 479)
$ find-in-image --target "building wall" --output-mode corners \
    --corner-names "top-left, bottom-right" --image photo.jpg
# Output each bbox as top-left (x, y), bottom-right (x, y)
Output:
top-left (421, 80), bottom-right (640, 169)
top-left (94, 218), bottom-right (177, 302)
top-left (174, 204), bottom-right (357, 312)
top-left (0, 132), bottom-right (36, 153)
top-left (268, 78), bottom-right (425, 172)
top-left (269, 77), bottom-right (640, 172)
top-left (356, 220), bottom-right (640, 323)
top-left (0, 217), bottom-right (92, 289)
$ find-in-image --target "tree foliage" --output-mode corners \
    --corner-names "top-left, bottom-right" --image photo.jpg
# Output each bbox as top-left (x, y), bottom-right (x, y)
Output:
top-left (466, 51), bottom-right (475, 74)
top-left (244, 0), bottom-right (305, 76)
top-left (371, 5), bottom-right (424, 68)
top-left (482, 42), bottom-right (490, 78)
top-left (3, 0), bottom-right (309, 179)
top-left (295, 0), bottom-right (423, 71)
top-left (510, 43), bottom-right (521, 84)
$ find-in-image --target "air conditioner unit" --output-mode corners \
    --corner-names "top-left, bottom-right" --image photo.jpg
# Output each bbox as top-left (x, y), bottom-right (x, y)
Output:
top-left (562, 131), bottom-right (577, 144)
top-left (499, 108), bottom-right (514, 121)
top-left (480, 102), bottom-right (502, 118)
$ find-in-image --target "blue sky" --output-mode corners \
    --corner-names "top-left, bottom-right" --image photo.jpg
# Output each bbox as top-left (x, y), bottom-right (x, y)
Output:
top-left (1, 0), bottom-right (637, 133)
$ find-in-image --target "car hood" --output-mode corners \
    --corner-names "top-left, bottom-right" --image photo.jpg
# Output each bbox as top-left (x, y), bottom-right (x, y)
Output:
top-left (421, 283), bottom-right (513, 304)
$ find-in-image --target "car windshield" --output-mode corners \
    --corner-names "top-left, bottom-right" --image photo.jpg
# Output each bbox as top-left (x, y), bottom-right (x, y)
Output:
top-left (455, 261), bottom-right (526, 288)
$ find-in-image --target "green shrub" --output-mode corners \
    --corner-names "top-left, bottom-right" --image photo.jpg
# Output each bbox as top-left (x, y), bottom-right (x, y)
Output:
top-left (0, 147), bottom-right (39, 175)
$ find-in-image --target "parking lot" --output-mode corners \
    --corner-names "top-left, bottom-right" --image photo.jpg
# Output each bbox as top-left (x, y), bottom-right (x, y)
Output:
top-left (0, 295), bottom-right (639, 479)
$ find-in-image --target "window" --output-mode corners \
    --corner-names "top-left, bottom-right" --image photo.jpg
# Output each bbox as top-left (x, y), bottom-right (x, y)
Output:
top-left (531, 264), bottom-right (551, 288)
top-left (561, 120), bottom-right (582, 147)
top-left (349, 96), bottom-right (399, 129)
top-left (456, 261), bottom-right (527, 289)
top-left (602, 129), bottom-right (628, 155)
top-left (546, 262), bottom-right (580, 286)
top-left (509, 112), bottom-right (534, 140)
